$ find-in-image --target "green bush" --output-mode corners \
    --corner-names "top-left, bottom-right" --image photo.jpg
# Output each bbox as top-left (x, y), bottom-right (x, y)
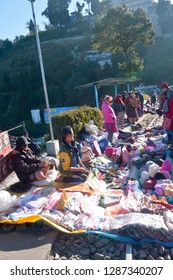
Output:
top-left (52, 106), bottom-right (104, 140)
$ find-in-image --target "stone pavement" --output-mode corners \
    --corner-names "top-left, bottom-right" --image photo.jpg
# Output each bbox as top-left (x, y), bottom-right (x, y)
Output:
top-left (0, 224), bottom-right (57, 260)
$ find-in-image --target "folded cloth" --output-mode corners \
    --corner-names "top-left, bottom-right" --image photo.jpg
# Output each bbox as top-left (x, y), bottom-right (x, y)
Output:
top-left (58, 183), bottom-right (94, 196)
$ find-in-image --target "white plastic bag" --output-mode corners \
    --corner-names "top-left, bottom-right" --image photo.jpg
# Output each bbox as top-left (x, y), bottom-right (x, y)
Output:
top-left (0, 190), bottom-right (17, 212)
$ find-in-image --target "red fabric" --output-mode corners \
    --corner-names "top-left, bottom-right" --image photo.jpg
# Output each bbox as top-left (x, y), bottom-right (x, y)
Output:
top-left (165, 98), bottom-right (173, 130)
top-left (105, 123), bottom-right (118, 133)
top-left (114, 94), bottom-right (122, 103)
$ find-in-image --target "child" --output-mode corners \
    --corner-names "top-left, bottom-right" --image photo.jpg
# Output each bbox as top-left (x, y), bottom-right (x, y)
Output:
top-left (58, 126), bottom-right (89, 182)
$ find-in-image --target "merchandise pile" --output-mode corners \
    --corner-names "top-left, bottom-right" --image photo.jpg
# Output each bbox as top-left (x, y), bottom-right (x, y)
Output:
top-left (1, 125), bottom-right (173, 247)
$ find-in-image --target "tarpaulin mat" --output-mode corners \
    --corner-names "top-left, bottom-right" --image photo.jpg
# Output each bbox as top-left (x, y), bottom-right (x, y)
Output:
top-left (1, 179), bottom-right (173, 247)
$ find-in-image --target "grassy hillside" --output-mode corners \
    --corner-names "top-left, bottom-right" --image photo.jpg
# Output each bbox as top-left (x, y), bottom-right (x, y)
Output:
top-left (0, 24), bottom-right (173, 137)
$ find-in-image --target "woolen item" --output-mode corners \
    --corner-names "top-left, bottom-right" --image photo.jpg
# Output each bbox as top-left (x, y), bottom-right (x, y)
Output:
top-left (16, 136), bottom-right (30, 148)
top-left (161, 82), bottom-right (168, 88)
top-left (102, 95), bottom-right (113, 102)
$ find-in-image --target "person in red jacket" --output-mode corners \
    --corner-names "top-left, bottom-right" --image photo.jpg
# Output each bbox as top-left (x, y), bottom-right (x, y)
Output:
top-left (163, 92), bottom-right (173, 143)
top-left (125, 91), bottom-right (138, 124)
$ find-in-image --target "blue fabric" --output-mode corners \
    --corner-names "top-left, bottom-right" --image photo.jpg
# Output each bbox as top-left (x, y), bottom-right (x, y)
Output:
top-left (98, 138), bottom-right (109, 152)
top-left (72, 151), bottom-right (78, 167)
top-left (86, 231), bottom-right (173, 248)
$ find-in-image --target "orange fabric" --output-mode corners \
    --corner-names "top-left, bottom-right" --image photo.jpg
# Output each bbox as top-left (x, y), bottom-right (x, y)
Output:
top-left (105, 203), bottom-right (130, 216)
top-left (58, 183), bottom-right (94, 196)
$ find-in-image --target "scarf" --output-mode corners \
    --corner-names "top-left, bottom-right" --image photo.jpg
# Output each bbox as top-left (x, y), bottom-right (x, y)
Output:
top-left (62, 139), bottom-right (80, 154)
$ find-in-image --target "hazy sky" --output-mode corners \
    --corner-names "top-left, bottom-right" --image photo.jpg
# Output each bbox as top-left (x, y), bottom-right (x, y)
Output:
top-left (0, 0), bottom-right (172, 41)
top-left (0, 0), bottom-right (81, 41)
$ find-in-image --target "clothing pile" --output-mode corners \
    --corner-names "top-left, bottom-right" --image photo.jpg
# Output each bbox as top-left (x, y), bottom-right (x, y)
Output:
top-left (1, 125), bottom-right (173, 245)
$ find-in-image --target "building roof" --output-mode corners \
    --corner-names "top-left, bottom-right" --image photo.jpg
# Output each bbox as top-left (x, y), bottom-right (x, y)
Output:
top-left (75, 77), bottom-right (141, 89)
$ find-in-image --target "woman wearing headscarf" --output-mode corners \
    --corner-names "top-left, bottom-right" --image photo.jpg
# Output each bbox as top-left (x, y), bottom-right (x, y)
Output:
top-left (125, 91), bottom-right (138, 124)
top-left (113, 94), bottom-right (126, 130)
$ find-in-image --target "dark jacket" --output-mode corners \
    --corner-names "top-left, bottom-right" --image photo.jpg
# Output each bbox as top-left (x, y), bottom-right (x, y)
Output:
top-left (12, 148), bottom-right (42, 183)
top-left (113, 102), bottom-right (126, 115)
top-left (159, 88), bottom-right (173, 110)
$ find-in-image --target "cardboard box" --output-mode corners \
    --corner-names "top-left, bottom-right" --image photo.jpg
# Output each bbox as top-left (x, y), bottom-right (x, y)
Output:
top-left (0, 131), bottom-right (11, 160)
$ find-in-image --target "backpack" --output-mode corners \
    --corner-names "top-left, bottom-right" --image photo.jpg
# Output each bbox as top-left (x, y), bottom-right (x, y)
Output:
top-left (129, 97), bottom-right (138, 108)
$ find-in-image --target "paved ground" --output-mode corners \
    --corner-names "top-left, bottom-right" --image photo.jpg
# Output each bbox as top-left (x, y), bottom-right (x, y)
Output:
top-left (0, 225), bottom-right (57, 260)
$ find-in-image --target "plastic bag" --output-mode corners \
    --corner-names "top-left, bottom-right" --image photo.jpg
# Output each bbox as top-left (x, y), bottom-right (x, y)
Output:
top-left (0, 190), bottom-right (17, 212)
top-left (121, 146), bottom-right (130, 164)
top-left (85, 120), bottom-right (99, 135)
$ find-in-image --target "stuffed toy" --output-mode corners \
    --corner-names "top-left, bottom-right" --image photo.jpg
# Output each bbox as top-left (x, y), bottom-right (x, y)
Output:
top-left (140, 162), bottom-right (159, 188)
top-left (139, 171), bottom-right (149, 184)
top-left (154, 184), bottom-right (166, 196)
top-left (160, 159), bottom-right (172, 173)
top-left (160, 170), bottom-right (171, 180)
top-left (148, 163), bottom-right (160, 178)
top-left (143, 178), bottom-right (156, 190)
top-left (145, 160), bottom-right (155, 171)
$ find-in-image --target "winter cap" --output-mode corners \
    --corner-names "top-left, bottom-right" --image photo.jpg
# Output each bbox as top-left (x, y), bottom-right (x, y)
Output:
top-left (16, 136), bottom-right (30, 148)
top-left (102, 95), bottom-right (113, 102)
top-left (161, 82), bottom-right (168, 88)
top-left (114, 94), bottom-right (122, 103)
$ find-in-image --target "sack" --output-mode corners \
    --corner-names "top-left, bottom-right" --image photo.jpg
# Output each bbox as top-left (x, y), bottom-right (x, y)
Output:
top-left (129, 97), bottom-right (138, 108)
top-left (121, 146), bottom-right (130, 164)
top-left (162, 116), bottom-right (172, 130)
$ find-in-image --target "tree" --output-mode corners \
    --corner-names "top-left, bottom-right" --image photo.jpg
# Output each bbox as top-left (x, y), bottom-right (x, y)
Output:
top-left (91, 0), bottom-right (112, 17)
top-left (42, 0), bottom-right (71, 28)
top-left (156, 0), bottom-right (173, 35)
top-left (84, 0), bottom-right (112, 17)
top-left (76, 1), bottom-right (85, 21)
top-left (93, 5), bottom-right (155, 77)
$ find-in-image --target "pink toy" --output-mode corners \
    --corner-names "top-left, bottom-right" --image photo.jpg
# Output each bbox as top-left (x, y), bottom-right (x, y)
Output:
top-left (154, 184), bottom-right (164, 196)
top-left (160, 170), bottom-right (171, 180)
top-left (160, 159), bottom-right (172, 173)
top-left (154, 183), bottom-right (169, 196)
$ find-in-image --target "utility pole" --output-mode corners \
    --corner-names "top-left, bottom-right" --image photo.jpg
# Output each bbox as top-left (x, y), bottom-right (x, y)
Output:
top-left (28, 0), bottom-right (54, 141)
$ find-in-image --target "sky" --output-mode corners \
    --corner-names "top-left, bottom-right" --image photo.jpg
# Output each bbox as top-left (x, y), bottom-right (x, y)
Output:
top-left (0, 0), bottom-right (173, 41)
top-left (0, 0), bottom-right (81, 41)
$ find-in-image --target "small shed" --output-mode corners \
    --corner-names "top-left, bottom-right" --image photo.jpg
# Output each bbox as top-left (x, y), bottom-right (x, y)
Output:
top-left (75, 77), bottom-right (141, 108)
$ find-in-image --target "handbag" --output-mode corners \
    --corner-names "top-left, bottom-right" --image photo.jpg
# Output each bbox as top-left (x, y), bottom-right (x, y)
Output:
top-left (162, 116), bottom-right (172, 130)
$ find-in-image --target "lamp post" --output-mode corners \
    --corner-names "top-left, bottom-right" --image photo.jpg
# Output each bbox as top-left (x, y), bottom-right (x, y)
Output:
top-left (28, 0), bottom-right (54, 141)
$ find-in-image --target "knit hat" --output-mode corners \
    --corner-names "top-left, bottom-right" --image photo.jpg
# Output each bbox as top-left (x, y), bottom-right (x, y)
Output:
top-left (102, 95), bottom-right (113, 102)
top-left (16, 136), bottom-right (30, 148)
top-left (161, 82), bottom-right (168, 88)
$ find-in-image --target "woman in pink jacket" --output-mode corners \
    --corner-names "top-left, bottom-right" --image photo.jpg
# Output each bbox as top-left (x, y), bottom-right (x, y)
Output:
top-left (101, 95), bottom-right (119, 143)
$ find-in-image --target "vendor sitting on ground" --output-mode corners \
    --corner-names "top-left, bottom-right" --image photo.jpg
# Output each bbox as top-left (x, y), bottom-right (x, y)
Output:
top-left (12, 136), bottom-right (50, 184)
top-left (58, 126), bottom-right (89, 183)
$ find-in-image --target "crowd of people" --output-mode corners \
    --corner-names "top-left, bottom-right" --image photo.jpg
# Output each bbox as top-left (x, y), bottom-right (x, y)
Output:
top-left (11, 81), bottom-right (173, 188)
top-left (100, 89), bottom-right (145, 143)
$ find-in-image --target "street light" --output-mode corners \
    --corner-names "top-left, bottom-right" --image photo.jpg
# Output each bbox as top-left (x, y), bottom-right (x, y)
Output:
top-left (28, 0), bottom-right (54, 141)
